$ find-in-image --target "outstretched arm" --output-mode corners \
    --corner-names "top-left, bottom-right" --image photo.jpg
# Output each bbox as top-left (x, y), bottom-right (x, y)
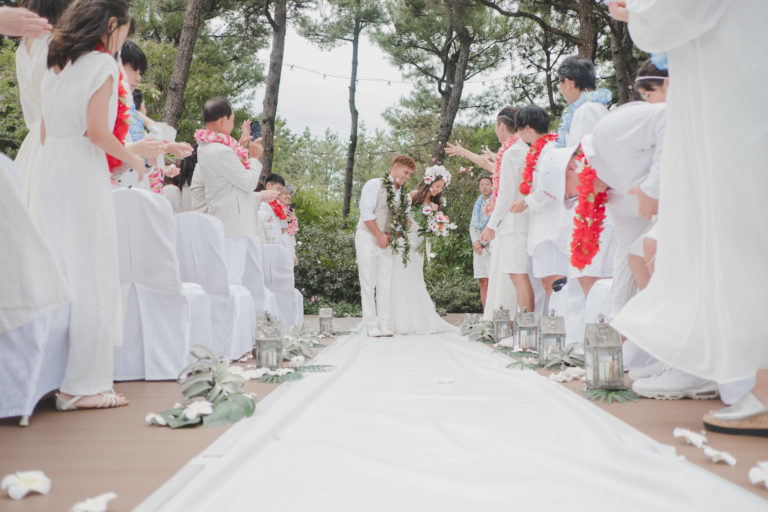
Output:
top-left (445, 141), bottom-right (494, 172)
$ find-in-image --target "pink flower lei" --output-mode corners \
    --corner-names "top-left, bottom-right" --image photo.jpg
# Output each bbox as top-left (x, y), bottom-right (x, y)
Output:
top-left (492, 135), bottom-right (519, 201)
top-left (193, 129), bottom-right (250, 170)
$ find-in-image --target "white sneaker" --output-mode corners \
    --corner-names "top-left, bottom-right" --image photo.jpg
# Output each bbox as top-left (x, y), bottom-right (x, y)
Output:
top-left (632, 367), bottom-right (719, 400)
top-left (628, 360), bottom-right (666, 381)
top-left (367, 327), bottom-right (383, 337)
top-left (379, 328), bottom-right (394, 337)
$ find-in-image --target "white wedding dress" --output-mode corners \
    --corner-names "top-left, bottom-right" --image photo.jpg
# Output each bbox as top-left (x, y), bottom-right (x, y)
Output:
top-left (390, 210), bottom-right (455, 335)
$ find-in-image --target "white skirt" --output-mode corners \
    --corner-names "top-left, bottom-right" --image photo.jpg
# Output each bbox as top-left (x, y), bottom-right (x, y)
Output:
top-left (495, 231), bottom-right (529, 275)
top-left (531, 241), bottom-right (569, 278)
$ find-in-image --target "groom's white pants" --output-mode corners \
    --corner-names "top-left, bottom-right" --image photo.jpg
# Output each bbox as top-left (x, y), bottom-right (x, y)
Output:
top-left (355, 227), bottom-right (393, 331)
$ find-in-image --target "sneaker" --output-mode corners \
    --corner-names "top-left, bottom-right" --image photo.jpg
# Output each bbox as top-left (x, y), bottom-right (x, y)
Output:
top-left (366, 327), bottom-right (383, 337)
top-left (628, 360), bottom-right (666, 381)
top-left (379, 328), bottom-right (394, 337)
top-left (632, 367), bottom-right (719, 400)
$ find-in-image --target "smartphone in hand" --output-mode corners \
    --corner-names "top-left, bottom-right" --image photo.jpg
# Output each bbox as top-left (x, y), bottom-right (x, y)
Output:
top-left (250, 120), bottom-right (261, 141)
top-left (289, 202), bottom-right (296, 212)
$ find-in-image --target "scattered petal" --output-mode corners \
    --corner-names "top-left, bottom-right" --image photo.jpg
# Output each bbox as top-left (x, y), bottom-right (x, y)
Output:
top-left (549, 367), bottom-right (586, 383)
top-left (433, 377), bottom-right (454, 384)
top-left (227, 366), bottom-right (245, 375)
top-left (1, 470), bottom-right (51, 500)
top-left (672, 427), bottom-right (707, 448)
top-left (144, 413), bottom-right (167, 426)
top-left (289, 355), bottom-right (306, 367)
top-left (70, 492), bottom-right (118, 512)
top-left (702, 446), bottom-right (736, 466)
top-left (748, 461), bottom-right (768, 489)
top-left (243, 368), bottom-right (268, 380)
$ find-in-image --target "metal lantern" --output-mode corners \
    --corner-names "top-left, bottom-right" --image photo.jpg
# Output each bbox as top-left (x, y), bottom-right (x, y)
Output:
top-left (253, 313), bottom-right (283, 370)
top-left (492, 306), bottom-right (512, 341)
top-left (514, 308), bottom-right (539, 351)
top-left (584, 315), bottom-right (624, 390)
top-left (538, 310), bottom-right (566, 366)
top-left (319, 307), bottom-right (334, 334)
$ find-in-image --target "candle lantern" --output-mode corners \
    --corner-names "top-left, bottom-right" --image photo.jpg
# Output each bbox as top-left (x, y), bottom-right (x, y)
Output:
top-left (492, 306), bottom-right (512, 341)
top-left (538, 310), bottom-right (566, 366)
top-left (514, 308), bottom-right (539, 352)
top-left (253, 313), bottom-right (283, 370)
top-left (584, 315), bottom-right (624, 390)
top-left (318, 307), bottom-right (334, 334)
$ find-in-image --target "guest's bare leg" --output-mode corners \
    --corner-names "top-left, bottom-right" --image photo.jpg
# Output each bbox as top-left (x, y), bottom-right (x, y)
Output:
top-left (478, 278), bottom-right (489, 309)
top-left (577, 276), bottom-right (600, 297)
top-left (541, 275), bottom-right (566, 301)
top-left (509, 273), bottom-right (534, 312)
top-left (752, 369), bottom-right (768, 405)
top-left (628, 254), bottom-right (650, 290)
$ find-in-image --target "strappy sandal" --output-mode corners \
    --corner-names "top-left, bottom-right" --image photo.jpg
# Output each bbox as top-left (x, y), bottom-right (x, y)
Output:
top-left (55, 390), bottom-right (128, 411)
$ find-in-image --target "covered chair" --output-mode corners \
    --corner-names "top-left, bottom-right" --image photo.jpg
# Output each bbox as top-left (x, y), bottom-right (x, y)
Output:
top-left (175, 212), bottom-right (256, 360)
top-left (242, 238), bottom-right (279, 318)
top-left (112, 188), bottom-right (212, 380)
top-left (260, 244), bottom-right (304, 330)
top-left (0, 154), bottom-right (71, 425)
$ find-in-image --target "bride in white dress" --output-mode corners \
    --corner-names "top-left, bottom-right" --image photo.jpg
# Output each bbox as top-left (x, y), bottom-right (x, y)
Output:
top-left (390, 168), bottom-right (456, 335)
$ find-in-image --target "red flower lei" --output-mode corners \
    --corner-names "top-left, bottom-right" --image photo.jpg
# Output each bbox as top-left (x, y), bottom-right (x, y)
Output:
top-left (95, 43), bottom-right (130, 173)
top-left (519, 133), bottom-right (558, 196)
top-left (570, 147), bottom-right (608, 270)
top-left (269, 200), bottom-right (287, 220)
top-left (492, 135), bottom-right (518, 202)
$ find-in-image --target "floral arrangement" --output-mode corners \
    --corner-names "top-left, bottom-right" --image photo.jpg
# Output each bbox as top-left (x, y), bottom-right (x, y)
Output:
top-left (193, 129), bottom-right (250, 170)
top-left (519, 133), bottom-right (558, 196)
top-left (287, 217), bottom-right (299, 236)
top-left (492, 135), bottom-right (518, 201)
top-left (423, 164), bottom-right (451, 187)
top-left (269, 199), bottom-right (287, 220)
top-left (145, 345), bottom-right (256, 429)
top-left (411, 203), bottom-right (457, 255)
top-left (570, 148), bottom-right (608, 270)
top-left (383, 171), bottom-right (411, 265)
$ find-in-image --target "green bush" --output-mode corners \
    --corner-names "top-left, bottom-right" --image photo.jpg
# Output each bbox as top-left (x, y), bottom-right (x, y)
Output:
top-left (425, 263), bottom-right (483, 314)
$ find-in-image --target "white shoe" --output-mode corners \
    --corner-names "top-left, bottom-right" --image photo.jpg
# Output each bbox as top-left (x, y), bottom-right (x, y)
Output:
top-left (628, 360), bottom-right (666, 381)
top-left (379, 328), bottom-right (394, 337)
top-left (367, 327), bottom-right (383, 337)
top-left (632, 367), bottom-right (719, 400)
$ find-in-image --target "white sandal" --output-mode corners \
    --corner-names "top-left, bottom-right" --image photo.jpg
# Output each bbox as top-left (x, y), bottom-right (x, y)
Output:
top-left (55, 390), bottom-right (127, 411)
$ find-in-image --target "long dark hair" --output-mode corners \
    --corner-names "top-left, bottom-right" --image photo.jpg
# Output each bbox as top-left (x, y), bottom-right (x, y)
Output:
top-left (411, 177), bottom-right (444, 209)
top-left (21, 0), bottom-right (75, 27)
top-left (47, 0), bottom-right (134, 70)
top-left (165, 151), bottom-right (197, 189)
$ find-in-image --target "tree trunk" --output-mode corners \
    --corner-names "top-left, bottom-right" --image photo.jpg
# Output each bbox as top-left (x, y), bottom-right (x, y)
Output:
top-left (609, 20), bottom-right (638, 104)
top-left (261, 0), bottom-right (288, 180)
top-left (161, 0), bottom-right (204, 128)
top-left (431, 28), bottom-right (471, 164)
top-left (342, 21), bottom-right (361, 222)
top-left (576, 0), bottom-right (596, 60)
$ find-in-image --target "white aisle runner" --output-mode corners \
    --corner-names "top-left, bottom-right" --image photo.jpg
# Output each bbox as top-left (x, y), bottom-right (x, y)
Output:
top-left (143, 329), bottom-right (766, 511)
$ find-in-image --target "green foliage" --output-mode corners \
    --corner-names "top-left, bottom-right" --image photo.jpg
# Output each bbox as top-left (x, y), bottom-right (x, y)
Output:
top-left (282, 323), bottom-right (317, 359)
top-left (256, 364), bottom-right (335, 384)
top-left (0, 39), bottom-right (27, 158)
top-left (585, 388), bottom-right (639, 404)
top-left (425, 263), bottom-right (482, 314)
top-left (460, 314), bottom-right (495, 343)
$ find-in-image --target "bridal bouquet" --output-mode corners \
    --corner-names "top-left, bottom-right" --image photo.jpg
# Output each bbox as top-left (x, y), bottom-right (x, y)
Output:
top-left (412, 204), bottom-right (457, 255)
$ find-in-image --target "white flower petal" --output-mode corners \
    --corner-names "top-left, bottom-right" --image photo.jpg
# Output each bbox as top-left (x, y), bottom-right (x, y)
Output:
top-left (183, 400), bottom-right (214, 420)
top-left (70, 492), bottom-right (118, 512)
top-left (227, 366), bottom-right (244, 375)
top-left (702, 446), bottom-right (736, 466)
top-left (432, 377), bottom-right (454, 384)
top-left (748, 462), bottom-right (768, 488)
top-left (2, 471), bottom-right (51, 500)
top-left (672, 427), bottom-right (707, 448)
top-left (145, 413), bottom-right (167, 426)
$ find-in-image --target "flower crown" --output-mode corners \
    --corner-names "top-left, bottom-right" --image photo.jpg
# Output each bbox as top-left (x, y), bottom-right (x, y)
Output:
top-left (423, 165), bottom-right (451, 187)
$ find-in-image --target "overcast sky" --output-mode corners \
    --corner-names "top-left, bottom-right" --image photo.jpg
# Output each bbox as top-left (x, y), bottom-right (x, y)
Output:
top-left (246, 28), bottom-right (507, 139)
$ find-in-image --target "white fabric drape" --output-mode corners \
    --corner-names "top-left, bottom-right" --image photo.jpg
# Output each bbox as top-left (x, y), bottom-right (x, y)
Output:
top-left (613, 1), bottom-right (768, 383)
top-left (148, 329), bottom-right (767, 512)
top-left (261, 244), bottom-right (303, 330)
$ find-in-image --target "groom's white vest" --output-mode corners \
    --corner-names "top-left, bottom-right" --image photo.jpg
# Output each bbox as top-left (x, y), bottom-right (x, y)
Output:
top-left (357, 178), bottom-right (391, 236)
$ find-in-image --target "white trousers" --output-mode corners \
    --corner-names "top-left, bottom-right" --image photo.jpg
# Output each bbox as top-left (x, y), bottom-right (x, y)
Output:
top-left (355, 228), bottom-right (393, 330)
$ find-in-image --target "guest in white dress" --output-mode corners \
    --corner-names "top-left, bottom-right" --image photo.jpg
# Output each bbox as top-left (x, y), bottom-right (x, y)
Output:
top-left (14, 0), bottom-right (73, 230)
top-left (479, 107), bottom-right (532, 319)
top-left (257, 173), bottom-right (286, 245)
top-left (609, 1), bottom-right (768, 435)
top-left (390, 171), bottom-right (455, 335)
top-left (40, 0), bottom-right (143, 410)
top-left (279, 183), bottom-right (299, 265)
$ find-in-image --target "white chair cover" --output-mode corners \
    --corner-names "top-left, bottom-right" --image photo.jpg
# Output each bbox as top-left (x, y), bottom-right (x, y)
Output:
top-left (0, 154), bottom-right (71, 421)
top-left (175, 213), bottom-right (256, 359)
top-left (260, 244), bottom-right (303, 329)
top-left (242, 238), bottom-right (280, 317)
top-left (112, 188), bottom-right (212, 380)
top-left (224, 237), bottom-right (248, 286)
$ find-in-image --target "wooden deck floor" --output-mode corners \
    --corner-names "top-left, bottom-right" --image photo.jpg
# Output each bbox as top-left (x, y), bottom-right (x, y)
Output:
top-left (1, 315), bottom-right (766, 510)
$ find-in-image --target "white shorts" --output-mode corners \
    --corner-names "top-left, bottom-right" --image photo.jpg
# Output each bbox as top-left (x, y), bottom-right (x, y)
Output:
top-left (473, 248), bottom-right (491, 278)
top-left (531, 241), bottom-right (569, 278)
top-left (495, 231), bottom-right (529, 275)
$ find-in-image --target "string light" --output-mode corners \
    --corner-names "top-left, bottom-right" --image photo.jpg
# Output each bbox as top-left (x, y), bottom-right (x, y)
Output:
top-left (281, 62), bottom-right (508, 86)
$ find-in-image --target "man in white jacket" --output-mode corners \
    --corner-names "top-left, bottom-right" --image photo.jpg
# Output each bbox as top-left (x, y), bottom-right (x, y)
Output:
top-left (195, 97), bottom-right (278, 239)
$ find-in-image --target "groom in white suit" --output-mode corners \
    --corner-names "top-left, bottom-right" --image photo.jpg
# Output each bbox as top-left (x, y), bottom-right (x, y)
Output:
top-left (356, 155), bottom-right (415, 337)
